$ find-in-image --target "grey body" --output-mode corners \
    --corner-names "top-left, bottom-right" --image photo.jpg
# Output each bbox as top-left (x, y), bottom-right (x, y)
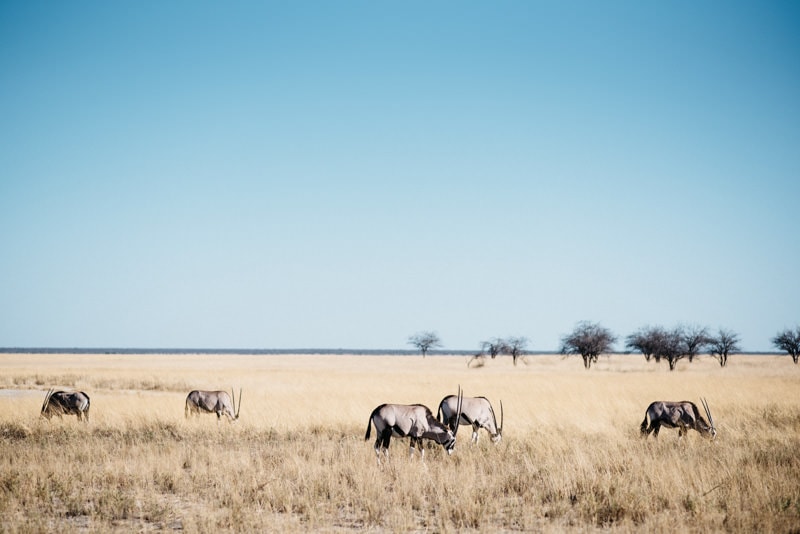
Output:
top-left (641, 399), bottom-right (716, 439)
top-left (41, 389), bottom-right (90, 422)
top-left (365, 403), bottom-right (460, 461)
top-left (437, 395), bottom-right (503, 444)
top-left (185, 389), bottom-right (241, 421)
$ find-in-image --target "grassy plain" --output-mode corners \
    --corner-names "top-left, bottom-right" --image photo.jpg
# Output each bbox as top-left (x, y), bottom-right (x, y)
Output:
top-left (0, 352), bottom-right (798, 532)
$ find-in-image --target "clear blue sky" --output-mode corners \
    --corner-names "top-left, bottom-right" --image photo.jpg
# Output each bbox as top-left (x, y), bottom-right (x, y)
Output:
top-left (1, 2), bottom-right (798, 351)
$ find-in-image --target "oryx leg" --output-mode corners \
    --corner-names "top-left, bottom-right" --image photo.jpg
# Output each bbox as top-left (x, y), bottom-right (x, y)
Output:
top-left (375, 429), bottom-right (391, 461)
top-left (410, 437), bottom-right (425, 460)
top-left (472, 422), bottom-right (480, 444)
top-left (651, 423), bottom-right (660, 438)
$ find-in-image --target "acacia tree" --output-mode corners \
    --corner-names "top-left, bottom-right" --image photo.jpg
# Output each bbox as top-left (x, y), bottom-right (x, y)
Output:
top-left (655, 327), bottom-right (686, 371)
top-left (772, 326), bottom-right (800, 364)
top-left (560, 321), bottom-right (617, 369)
top-left (501, 337), bottom-right (529, 366)
top-left (480, 338), bottom-right (505, 359)
top-left (626, 326), bottom-right (666, 362)
top-left (629, 325), bottom-right (709, 371)
top-left (707, 328), bottom-right (741, 367)
top-left (681, 324), bottom-right (711, 362)
top-left (407, 331), bottom-right (442, 358)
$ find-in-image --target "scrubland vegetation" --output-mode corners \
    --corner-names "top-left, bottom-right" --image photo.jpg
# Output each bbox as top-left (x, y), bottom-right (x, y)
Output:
top-left (0, 353), bottom-right (798, 532)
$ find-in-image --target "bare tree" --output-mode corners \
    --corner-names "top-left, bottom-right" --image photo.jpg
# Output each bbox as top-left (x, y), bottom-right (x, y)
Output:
top-left (559, 321), bottom-right (617, 369)
top-left (480, 338), bottom-right (505, 359)
top-left (501, 337), bottom-right (529, 366)
top-left (772, 326), bottom-right (800, 364)
top-left (625, 326), bottom-right (666, 362)
top-left (630, 325), bottom-right (708, 371)
top-left (707, 328), bottom-right (741, 367)
top-left (407, 331), bottom-right (442, 358)
top-left (681, 324), bottom-right (711, 363)
top-left (466, 353), bottom-right (486, 368)
top-left (655, 328), bottom-right (686, 371)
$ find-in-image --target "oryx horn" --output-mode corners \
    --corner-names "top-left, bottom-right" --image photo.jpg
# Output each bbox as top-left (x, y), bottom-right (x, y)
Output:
top-left (453, 385), bottom-right (464, 437)
top-left (701, 397), bottom-right (714, 427)
top-left (231, 387), bottom-right (242, 420)
top-left (498, 400), bottom-right (504, 434)
top-left (41, 388), bottom-right (55, 413)
top-left (236, 388), bottom-right (242, 419)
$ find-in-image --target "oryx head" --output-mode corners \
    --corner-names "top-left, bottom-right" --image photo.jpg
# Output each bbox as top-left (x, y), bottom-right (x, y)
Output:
top-left (443, 386), bottom-right (464, 454)
top-left (491, 400), bottom-right (504, 444)
top-left (40, 389), bottom-right (56, 419)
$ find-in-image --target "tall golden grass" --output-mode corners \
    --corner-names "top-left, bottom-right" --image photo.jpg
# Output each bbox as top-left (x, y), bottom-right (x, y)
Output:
top-left (0, 353), bottom-right (798, 532)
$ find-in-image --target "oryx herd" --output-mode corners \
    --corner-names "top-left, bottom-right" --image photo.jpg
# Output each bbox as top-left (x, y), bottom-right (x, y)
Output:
top-left (36, 384), bottom-right (716, 461)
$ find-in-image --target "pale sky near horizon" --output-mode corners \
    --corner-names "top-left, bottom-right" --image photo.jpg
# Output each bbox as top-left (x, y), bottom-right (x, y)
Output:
top-left (1, 2), bottom-right (798, 352)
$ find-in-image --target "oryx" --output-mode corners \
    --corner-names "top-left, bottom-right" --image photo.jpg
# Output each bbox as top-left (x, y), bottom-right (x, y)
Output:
top-left (437, 394), bottom-right (503, 444)
top-left (365, 387), bottom-right (463, 462)
top-left (640, 398), bottom-right (716, 440)
top-left (185, 388), bottom-right (241, 422)
top-left (41, 389), bottom-right (90, 422)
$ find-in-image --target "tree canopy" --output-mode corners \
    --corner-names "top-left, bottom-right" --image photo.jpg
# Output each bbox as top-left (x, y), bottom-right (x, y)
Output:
top-left (407, 331), bottom-right (442, 358)
top-left (560, 321), bottom-right (617, 369)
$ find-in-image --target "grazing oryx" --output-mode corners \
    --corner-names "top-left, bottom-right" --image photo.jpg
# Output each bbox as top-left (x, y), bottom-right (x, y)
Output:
top-left (41, 389), bottom-right (90, 422)
top-left (640, 398), bottom-right (716, 440)
top-left (437, 394), bottom-right (503, 444)
top-left (365, 387), bottom-right (463, 462)
top-left (185, 388), bottom-right (241, 422)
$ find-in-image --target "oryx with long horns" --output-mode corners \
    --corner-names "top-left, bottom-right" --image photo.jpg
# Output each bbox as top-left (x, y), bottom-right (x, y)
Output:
top-left (41, 389), bottom-right (91, 422)
top-left (365, 387), bottom-right (463, 462)
top-left (185, 388), bottom-right (241, 422)
top-left (640, 398), bottom-right (716, 440)
top-left (437, 394), bottom-right (503, 444)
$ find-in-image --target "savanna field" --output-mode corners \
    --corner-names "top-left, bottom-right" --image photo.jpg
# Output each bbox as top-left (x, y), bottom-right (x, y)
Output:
top-left (0, 352), bottom-right (798, 533)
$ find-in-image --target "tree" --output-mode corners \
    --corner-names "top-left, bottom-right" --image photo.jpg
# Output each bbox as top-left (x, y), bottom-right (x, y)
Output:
top-left (629, 325), bottom-right (709, 371)
top-left (772, 326), bottom-right (800, 364)
top-left (480, 338), bottom-right (505, 359)
top-left (655, 328), bottom-right (686, 371)
top-left (560, 321), bottom-right (617, 369)
top-left (407, 331), bottom-right (442, 358)
top-left (707, 328), bottom-right (741, 367)
top-left (501, 337), bottom-right (529, 366)
top-left (626, 326), bottom-right (666, 362)
top-left (681, 324), bottom-right (711, 363)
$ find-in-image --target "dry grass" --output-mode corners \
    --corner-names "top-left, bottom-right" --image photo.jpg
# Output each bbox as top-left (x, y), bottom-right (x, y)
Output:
top-left (0, 353), bottom-right (798, 532)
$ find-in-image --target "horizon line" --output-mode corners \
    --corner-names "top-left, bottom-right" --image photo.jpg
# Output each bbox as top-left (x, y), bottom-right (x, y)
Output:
top-left (0, 347), bottom-right (783, 356)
